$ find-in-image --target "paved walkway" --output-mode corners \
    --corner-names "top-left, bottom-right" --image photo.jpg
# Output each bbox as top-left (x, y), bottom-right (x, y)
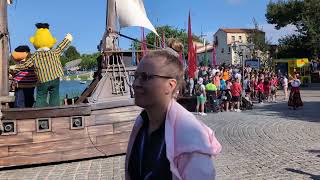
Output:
top-left (0, 88), bottom-right (319, 180)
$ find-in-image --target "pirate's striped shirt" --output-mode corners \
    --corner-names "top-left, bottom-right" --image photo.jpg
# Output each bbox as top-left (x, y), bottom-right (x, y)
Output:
top-left (15, 38), bottom-right (71, 83)
top-left (14, 68), bottom-right (37, 88)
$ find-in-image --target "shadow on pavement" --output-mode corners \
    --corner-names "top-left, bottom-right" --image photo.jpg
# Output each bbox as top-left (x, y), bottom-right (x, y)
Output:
top-left (300, 83), bottom-right (320, 91)
top-left (307, 149), bottom-right (320, 159)
top-left (251, 101), bottom-right (320, 123)
top-left (307, 150), bottom-right (320, 153)
top-left (285, 168), bottom-right (320, 180)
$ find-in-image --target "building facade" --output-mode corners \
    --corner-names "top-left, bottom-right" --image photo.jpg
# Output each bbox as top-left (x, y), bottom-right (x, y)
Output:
top-left (196, 44), bottom-right (214, 66)
top-left (213, 28), bottom-right (265, 65)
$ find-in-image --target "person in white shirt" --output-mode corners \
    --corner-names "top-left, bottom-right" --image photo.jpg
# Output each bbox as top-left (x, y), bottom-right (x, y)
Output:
top-left (195, 78), bottom-right (207, 116)
top-left (189, 78), bottom-right (194, 96)
top-left (282, 75), bottom-right (288, 100)
top-left (235, 72), bottom-right (242, 81)
top-left (288, 74), bottom-right (303, 110)
top-left (211, 66), bottom-right (220, 77)
top-left (246, 65), bottom-right (252, 74)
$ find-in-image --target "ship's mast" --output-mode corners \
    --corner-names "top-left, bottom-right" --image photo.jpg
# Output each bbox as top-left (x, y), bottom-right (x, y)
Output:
top-left (100, 0), bottom-right (119, 51)
top-left (0, 0), bottom-right (9, 97)
top-left (0, 0), bottom-right (12, 133)
top-left (106, 0), bottom-right (117, 34)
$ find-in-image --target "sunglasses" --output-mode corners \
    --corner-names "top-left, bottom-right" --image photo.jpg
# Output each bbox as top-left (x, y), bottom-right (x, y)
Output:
top-left (134, 72), bottom-right (174, 82)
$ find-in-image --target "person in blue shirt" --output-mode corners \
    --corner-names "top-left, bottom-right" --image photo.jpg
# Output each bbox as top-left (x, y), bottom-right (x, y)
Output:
top-left (220, 79), bottom-right (226, 91)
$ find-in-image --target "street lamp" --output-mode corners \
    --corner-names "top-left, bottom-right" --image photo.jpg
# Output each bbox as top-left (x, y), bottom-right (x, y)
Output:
top-left (231, 41), bottom-right (254, 81)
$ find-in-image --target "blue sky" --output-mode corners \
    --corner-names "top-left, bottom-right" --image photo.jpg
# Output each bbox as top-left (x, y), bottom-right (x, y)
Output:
top-left (8, 0), bottom-right (295, 54)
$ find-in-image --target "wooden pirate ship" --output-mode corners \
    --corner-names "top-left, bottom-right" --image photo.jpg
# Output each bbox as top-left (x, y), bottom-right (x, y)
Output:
top-left (0, 0), bottom-right (157, 168)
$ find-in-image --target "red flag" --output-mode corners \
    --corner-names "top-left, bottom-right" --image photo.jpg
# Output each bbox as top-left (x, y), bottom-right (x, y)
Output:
top-left (187, 11), bottom-right (193, 53)
top-left (188, 46), bottom-right (195, 78)
top-left (187, 11), bottom-right (196, 78)
top-left (194, 44), bottom-right (197, 66)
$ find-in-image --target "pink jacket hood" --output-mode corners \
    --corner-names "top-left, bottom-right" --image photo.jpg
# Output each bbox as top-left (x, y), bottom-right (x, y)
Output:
top-left (125, 100), bottom-right (222, 179)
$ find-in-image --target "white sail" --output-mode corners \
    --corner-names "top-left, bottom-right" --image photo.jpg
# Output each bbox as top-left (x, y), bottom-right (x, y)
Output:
top-left (115, 0), bottom-right (158, 35)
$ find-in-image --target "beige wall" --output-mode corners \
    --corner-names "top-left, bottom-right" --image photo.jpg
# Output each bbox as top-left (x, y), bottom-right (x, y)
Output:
top-left (214, 30), bottom-right (264, 65)
top-left (228, 32), bottom-right (253, 65)
top-left (227, 33), bottom-right (250, 45)
top-left (214, 30), bottom-right (232, 65)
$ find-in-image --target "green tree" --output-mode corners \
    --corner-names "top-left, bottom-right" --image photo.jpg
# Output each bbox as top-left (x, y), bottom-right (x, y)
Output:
top-left (248, 18), bottom-right (272, 69)
top-left (80, 53), bottom-right (99, 70)
top-left (266, 0), bottom-right (320, 58)
top-left (277, 34), bottom-right (311, 58)
top-left (61, 46), bottom-right (81, 66)
top-left (134, 25), bottom-right (202, 58)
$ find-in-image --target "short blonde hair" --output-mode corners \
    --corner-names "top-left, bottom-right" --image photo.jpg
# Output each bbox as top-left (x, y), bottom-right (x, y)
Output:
top-left (143, 49), bottom-right (184, 92)
top-left (143, 38), bottom-right (184, 94)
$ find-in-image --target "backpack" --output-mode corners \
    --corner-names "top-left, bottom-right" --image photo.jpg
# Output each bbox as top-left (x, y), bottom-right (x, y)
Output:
top-left (195, 84), bottom-right (202, 96)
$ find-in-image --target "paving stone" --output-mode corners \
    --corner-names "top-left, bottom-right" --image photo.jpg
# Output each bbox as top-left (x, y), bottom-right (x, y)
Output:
top-left (0, 89), bottom-right (319, 179)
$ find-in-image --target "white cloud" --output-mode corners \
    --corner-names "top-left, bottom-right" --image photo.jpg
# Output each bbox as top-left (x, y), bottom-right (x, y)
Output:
top-left (261, 24), bottom-right (298, 44)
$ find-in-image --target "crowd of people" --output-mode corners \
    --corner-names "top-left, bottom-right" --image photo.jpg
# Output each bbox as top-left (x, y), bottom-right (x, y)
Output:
top-left (310, 60), bottom-right (320, 73)
top-left (184, 64), bottom-right (304, 115)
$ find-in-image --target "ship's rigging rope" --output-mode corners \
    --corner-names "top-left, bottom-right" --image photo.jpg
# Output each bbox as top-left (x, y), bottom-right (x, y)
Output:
top-left (118, 32), bottom-right (163, 49)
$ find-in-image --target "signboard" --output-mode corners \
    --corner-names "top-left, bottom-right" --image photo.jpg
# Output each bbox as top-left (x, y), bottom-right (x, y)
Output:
top-left (295, 58), bottom-right (309, 68)
top-left (245, 59), bottom-right (260, 69)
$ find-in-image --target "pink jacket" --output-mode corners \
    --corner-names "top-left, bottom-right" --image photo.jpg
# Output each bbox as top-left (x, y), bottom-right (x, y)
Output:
top-left (125, 100), bottom-right (222, 180)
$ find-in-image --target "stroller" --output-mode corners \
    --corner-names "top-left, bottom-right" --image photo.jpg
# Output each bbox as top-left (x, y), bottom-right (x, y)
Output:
top-left (205, 91), bottom-right (220, 113)
top-left (241, 96), bottom-right (253, 110)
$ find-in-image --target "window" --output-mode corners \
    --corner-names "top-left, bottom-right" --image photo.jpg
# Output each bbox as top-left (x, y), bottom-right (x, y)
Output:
top-left (228, 47), bottom-right (231, 54)
top-left (239, 36), bottom-right (242, 42)
top-left (215, 36), bottom-right (218, 45)
top-left (231, 36), bottom-right (235, 42)
top-left (36, 118), bottom-right (51, 132)
top-left (1, 120), bottom-right (16, 135)
top-left (221, 48), bottom-right (224, 53)
top-left (70, 116), bottom-right (85, 130)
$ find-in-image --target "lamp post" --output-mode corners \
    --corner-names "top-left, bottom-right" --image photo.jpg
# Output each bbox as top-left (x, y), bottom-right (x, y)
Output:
top-left (199, 32), bottom-right (207, 66)
top-left (232, 41), bottom-right (254, 81)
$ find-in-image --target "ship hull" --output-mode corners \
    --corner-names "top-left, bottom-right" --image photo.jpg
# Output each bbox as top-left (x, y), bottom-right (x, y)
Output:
top-left (0, 101), bottom-right (140, 168)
